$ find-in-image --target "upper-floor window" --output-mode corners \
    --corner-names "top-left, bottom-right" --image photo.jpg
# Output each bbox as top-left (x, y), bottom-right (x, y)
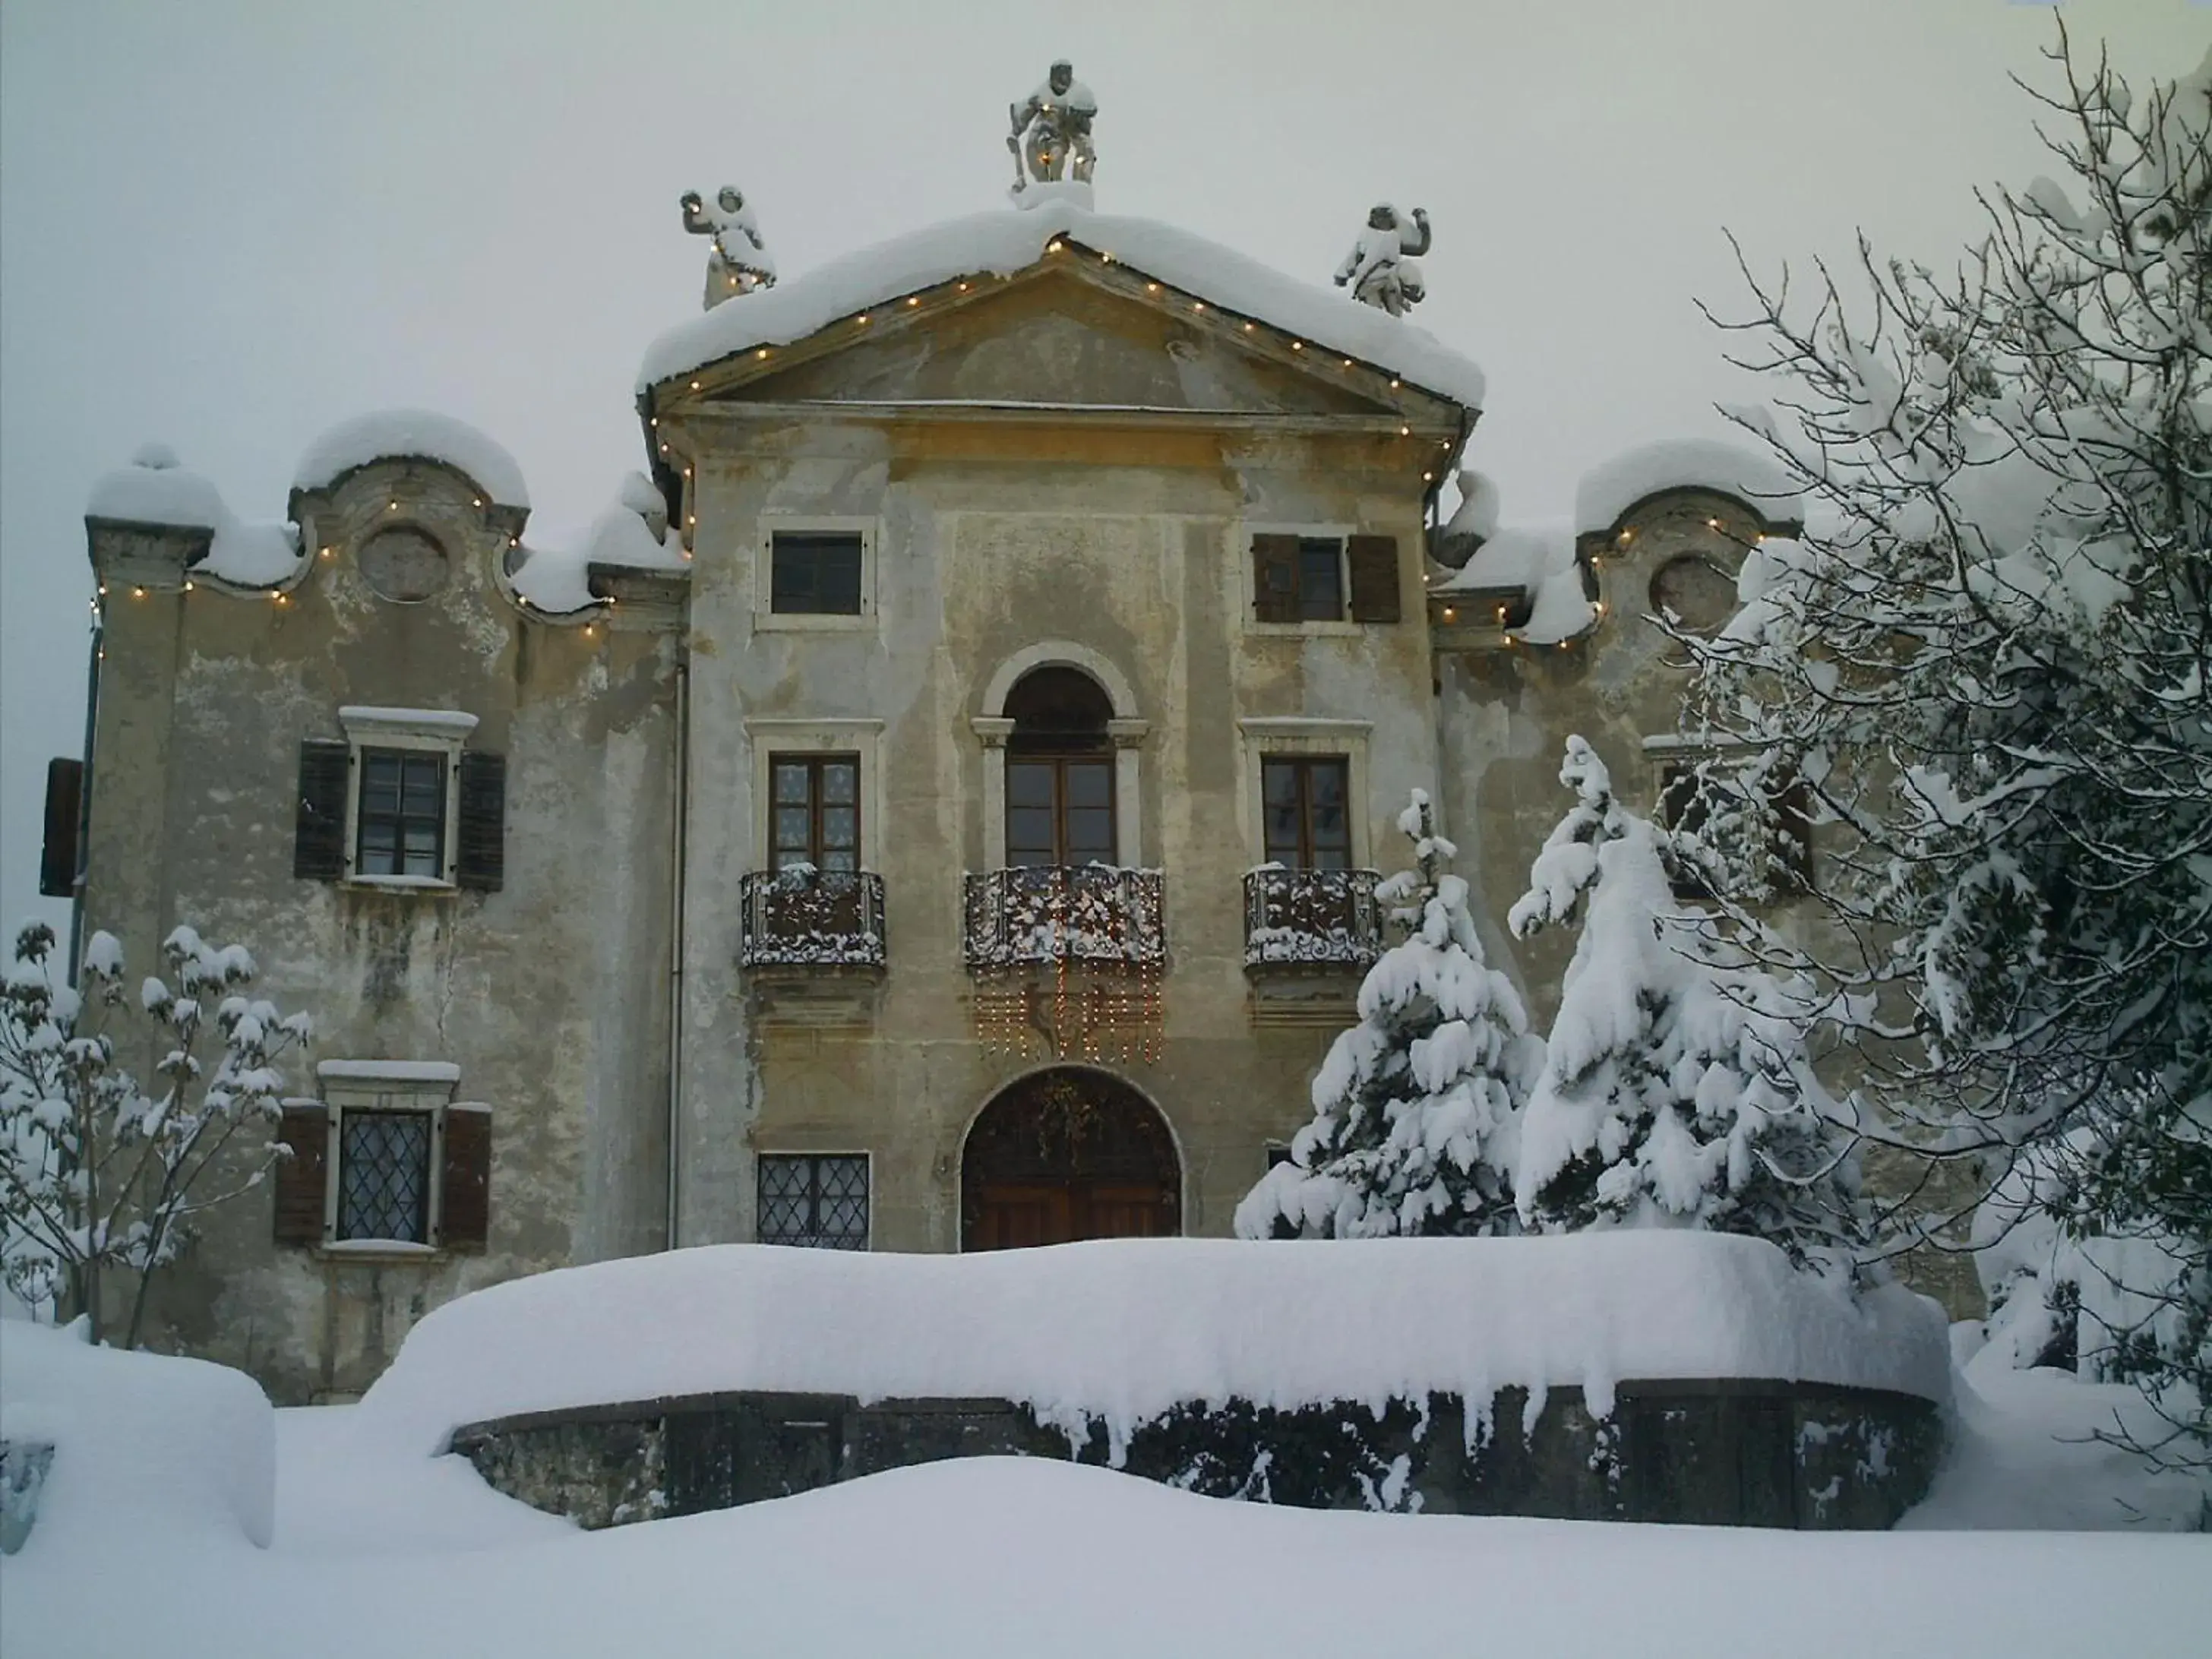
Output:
top-left (771, 754), bottom-right (860, 873)
top-left (1250, 530), bottom-right (1401, 627)
top-left (770, 530), bottom-right (864, 615)
top-left (1262, 757), bottom-right (1352, 871)
top-left (1005, 666), bottom-right (1116, 867)
top-left (293, 708), bottom-right (504, 892)
top-left (357, 750), bottom-right (447, 877)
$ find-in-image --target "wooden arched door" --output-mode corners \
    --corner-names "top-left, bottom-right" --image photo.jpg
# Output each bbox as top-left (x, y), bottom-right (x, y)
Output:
top-left (962, 1069), bottom-right (1180, 1250)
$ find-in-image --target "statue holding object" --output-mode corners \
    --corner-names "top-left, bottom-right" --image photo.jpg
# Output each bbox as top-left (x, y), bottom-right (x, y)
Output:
top-left (1009, 60), bottom-right (1098, 191)
top-left (681, 185), bottom-right (777, 311)
top-left (1335, 204), bottom-right (1432, 318)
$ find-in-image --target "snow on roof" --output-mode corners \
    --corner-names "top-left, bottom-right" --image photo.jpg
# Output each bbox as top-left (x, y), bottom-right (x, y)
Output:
top-left (292, 409), bottom-right (530, 509)
top-left (1574, 437), bottom-right (1802, 536)
top-left (355, 1233), bottom-right (1949, 1459)
top-left (509, 473), bottom-right (687, 617)
top-left (637, 202), bottom-right (1487, 409)
top-left (1433, 523), bottom-right (1598, 646)
top-left (85, 447), bottom-right (302, 588)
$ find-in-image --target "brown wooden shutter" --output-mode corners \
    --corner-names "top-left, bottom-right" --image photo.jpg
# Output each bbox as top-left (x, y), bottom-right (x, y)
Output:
top-left (273, 1103), bottom-right (329, 1246)
top-left (441, 1104), bottom-right (492, 1250)
top-left (1251, 534), bottom-right (1299, 624)
top-left (40, 758), bottom-right (83, 898)
top-left (1776, 773), bottom-right (1814, 891)
top-left (1346, 535), bottom-right (1401, 623)
top-left (454, 752), bottom-right (506, 892)
top-left (292, 740), bottom-right (352, 881)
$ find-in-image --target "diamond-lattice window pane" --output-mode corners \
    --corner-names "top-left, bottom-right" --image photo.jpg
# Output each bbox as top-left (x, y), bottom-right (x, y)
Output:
top-left (757, 1154), bottom-right (868, 1250)
top-left (337, 1111), bottom-right (431, 1242)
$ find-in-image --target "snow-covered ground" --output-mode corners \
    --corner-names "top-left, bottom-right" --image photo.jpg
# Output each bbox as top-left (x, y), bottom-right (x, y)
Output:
top-left (4, 1316), bottom-right (2207, 1659)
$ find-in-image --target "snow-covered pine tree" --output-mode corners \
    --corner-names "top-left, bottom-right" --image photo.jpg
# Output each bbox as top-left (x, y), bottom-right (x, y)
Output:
top-left (1507, 738), bottom-right (1870, 1285)
top-left (1234, 789), bottom-right (1537, 1240)
top-left (1677, 29), bottom-right (2212, 1457)
top-left (0, 921), bottom-right (311, 1345)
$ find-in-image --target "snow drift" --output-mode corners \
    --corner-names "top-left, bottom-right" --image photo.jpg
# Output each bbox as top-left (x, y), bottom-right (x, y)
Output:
top-left (359, 1234), bottom-right (1948, 1458)
top-left (0, 1320), bottom-right (276, 1551)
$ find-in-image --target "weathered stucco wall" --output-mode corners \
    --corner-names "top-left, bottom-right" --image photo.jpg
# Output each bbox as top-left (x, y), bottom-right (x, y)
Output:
top-left (84, 457), bottom-right (676, 1401)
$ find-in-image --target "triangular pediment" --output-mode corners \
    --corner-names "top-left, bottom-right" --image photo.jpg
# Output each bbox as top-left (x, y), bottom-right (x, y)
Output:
top-left (684, 259), bottom-right (1443, 422)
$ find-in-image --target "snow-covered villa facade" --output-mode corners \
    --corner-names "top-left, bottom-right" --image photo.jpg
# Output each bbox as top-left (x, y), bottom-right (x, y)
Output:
top-left (66, 198), bottom-right (1821, 1401)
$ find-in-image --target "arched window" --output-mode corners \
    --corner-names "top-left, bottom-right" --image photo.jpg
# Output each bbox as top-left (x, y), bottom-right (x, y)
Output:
top-left (1003, 667), bottom-right (1115, 867)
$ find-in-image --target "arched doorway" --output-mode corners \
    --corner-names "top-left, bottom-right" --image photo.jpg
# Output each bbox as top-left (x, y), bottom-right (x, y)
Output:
top-left (961, 1068), bottom-right (1180, 1250)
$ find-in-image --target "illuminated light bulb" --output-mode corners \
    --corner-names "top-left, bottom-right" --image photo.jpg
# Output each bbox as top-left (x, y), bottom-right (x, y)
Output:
top-left (1341, 359), bottom-right (1353, 368)
top-left (1243, 322), bottom-right (1254, 332)
top-left (650, 417), bottom-right (659, 427)
top-left (98, 583), bottom-right (108, 595)
top-left (132, 586), bottom-right (145, 599)
top-left (1595, 602), bottom-right (1607, 615)
top-left (319, 547), bottom-right (333, 559)
top-left (584, 624), bottom-right (596, 637)
top-left (1442, 606), bottom-right (1455, 621)
top-left (757, 348), bottom-right (769, 359)
top-left (510, 536), bottom-right (520, 548)
top-left (1423, 472), bottom-right (1433, 482)
top-left (688, 515), bottom-right (697, 526)
top-left (690, 380), bottom-right (700, 390)
top-left (1618, 530), bottom-right (1632, 545)
top-left (1503, 634), bottom-right (1515, 646)
top-left (907, 296), bottom-right (920, 307)
top-left (183, 580), bottom-right (194, 592)
top-left (1193, 302), bottom-right (1206, 312)
top-left (387, 501), bottom-right (397, 512)
top-left (1291, 341), bottom-right (1304, 351)
top-left (274, 592), bottom-right (289, 606)
top-left (1101, 252), bottom-right (1114, 264)
top-left (1048, 242), bottom-right (1063, 252)
top-left (1389, 378), bottom-right (1401, 390)
top-left (1146, 283), bottom-right (1159, 293)
top-left (857, 314), bottom-right (869, 324)
top-left (1496, 606), bottom-right (1507, 621)
top-left (1399, 425), bottom-right (1411, 437)
top-left (684, 466), bottom-right (692, 477)
top-left (1708, 518), bottom-right (1721, 529)
top-left (958, 282), bottom-right (969, 291)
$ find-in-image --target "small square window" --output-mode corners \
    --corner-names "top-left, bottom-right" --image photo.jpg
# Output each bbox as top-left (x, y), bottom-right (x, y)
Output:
top-left (770, 532), bottom-right (865, 615)
top-left (337, 1109), bottom-right (433, 1242)
top-left (1251, 532), bottom-right (1348, 624)
top-left (757, 1154), bottom-right (870, 1249)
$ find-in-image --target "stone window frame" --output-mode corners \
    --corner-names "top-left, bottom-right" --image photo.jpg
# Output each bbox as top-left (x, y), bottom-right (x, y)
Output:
top-left (754, 1151), bottom-right (873, 1250)
top-left (752, 516), bottom-right (879, 633)
top-left (743, 718), bottom-right (886, 876)
top-left (1237, 718), bottom-right (1374, 871)
top-left (1242, 521), bottom-right (1360, 637)
top-left (315, 1059), bottom-right (458, 1256)
top-left (974, 643), bottom-right (1146, 871)
top-left (337, 706), bottom-right (478, 893)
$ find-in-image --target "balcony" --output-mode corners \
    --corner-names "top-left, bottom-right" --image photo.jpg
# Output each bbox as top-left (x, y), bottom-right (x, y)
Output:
top-left (962, 865), bottom-right (1166, 972)
top-left (738, 869), bottom-right (886, 972)
top-left (1243, 866), bottom-right (1383, 972)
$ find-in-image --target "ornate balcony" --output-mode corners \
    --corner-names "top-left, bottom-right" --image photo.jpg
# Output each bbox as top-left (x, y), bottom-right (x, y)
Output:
top-left (1243, 866), bottom-right (1383, 972)
top-left (962, 865), bottom-right (1166, 972)
top-left (738, 869), bottom-right (886, 971)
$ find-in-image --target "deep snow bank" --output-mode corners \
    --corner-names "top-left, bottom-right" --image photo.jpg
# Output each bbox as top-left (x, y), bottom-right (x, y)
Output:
top-left (359, 1234), bottom-right (1948, 1455)
top-left (0, 1321), bottom-right (276, 1550)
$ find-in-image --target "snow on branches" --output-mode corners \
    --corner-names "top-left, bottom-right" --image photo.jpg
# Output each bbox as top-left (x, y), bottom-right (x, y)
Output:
top-left (1234, 791), bottom-right (1538, 1240)
top-left (1680, 27), bottom-right (2212, 1455)
top-left (1, 921), bottom-right (311, 1346)
top-left (1508, 740), bottom-right (1871, 1286)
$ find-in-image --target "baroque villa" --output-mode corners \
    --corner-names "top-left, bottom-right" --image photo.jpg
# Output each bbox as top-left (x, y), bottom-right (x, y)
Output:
top-left (56, 182), bottom-right (1826, 1401)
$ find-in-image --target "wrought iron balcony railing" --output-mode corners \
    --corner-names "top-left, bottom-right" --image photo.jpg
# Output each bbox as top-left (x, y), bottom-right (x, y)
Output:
top-left (738, 869), bottom-right (886, 971)
top-left (1243, 865), bottom-right (1383, 970)
top-left (962, 865), bottom-right (1166, 972)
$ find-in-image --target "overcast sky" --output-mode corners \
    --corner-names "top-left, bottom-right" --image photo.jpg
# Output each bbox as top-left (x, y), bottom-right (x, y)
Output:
top-left (2, 0), bottom-right (2204, 936)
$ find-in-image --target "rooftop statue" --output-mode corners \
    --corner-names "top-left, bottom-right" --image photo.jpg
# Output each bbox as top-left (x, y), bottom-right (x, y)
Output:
top-left (1335, 204), bottom-right (1431, 318)
top-left (1008, 60), bottom-right (1098, 193)
top-left (681, 185), bottom-right (777, 311)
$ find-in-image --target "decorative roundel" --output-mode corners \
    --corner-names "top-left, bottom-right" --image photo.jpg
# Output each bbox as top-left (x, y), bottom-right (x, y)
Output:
top-left (358, 527), bottom-right (450, 603)
top-left (1648, 555), bottom-right (1736, 634)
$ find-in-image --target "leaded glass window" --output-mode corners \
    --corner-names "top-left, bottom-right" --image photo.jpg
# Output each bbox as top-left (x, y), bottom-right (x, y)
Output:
top-left (769, 532), bottom-right (864, 615)
top-left (337, 1110), bottom-right (432, 1242)
top-left (769, 756), bottom-right (860, 873)
top-left (757, 1154), bottom-right (869, 1249)
top-left (357, 749), bottom-right (446, 878)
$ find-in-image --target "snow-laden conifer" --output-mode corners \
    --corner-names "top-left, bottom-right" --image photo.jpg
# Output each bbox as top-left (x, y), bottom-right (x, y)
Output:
top-left (1235, 791), bottom-right (1537, 1239)
top-left (1509, 739), bottom-right (1870, 1285)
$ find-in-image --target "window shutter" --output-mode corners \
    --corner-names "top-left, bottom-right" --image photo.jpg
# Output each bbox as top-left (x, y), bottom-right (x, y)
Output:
top-left (455, 752), bottom-right (506, 892)
top-left (39, 758), bottom-right (84, 898)
top-left (1251, 534), bottom-right (1300, 624)
top-left (1346, 535), bottom-right (1401, 623)
top-left (292, 740), bottom-right (352, 881)
top-left (273, 1103), bottom-right (329, 1246)
top-left (441, 1104), bottom-right (492, 1250)
top-left (1776, 773), bottom-right (1815, 891)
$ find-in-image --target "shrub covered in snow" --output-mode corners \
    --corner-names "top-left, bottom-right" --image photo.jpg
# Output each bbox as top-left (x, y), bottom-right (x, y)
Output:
top-left (1235, 792), bottom-right (1538, 1240)
top-left (1508, 740), bottom-right (1872, 1285)
top-left (0, 921), bottom-right (311, 1346)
